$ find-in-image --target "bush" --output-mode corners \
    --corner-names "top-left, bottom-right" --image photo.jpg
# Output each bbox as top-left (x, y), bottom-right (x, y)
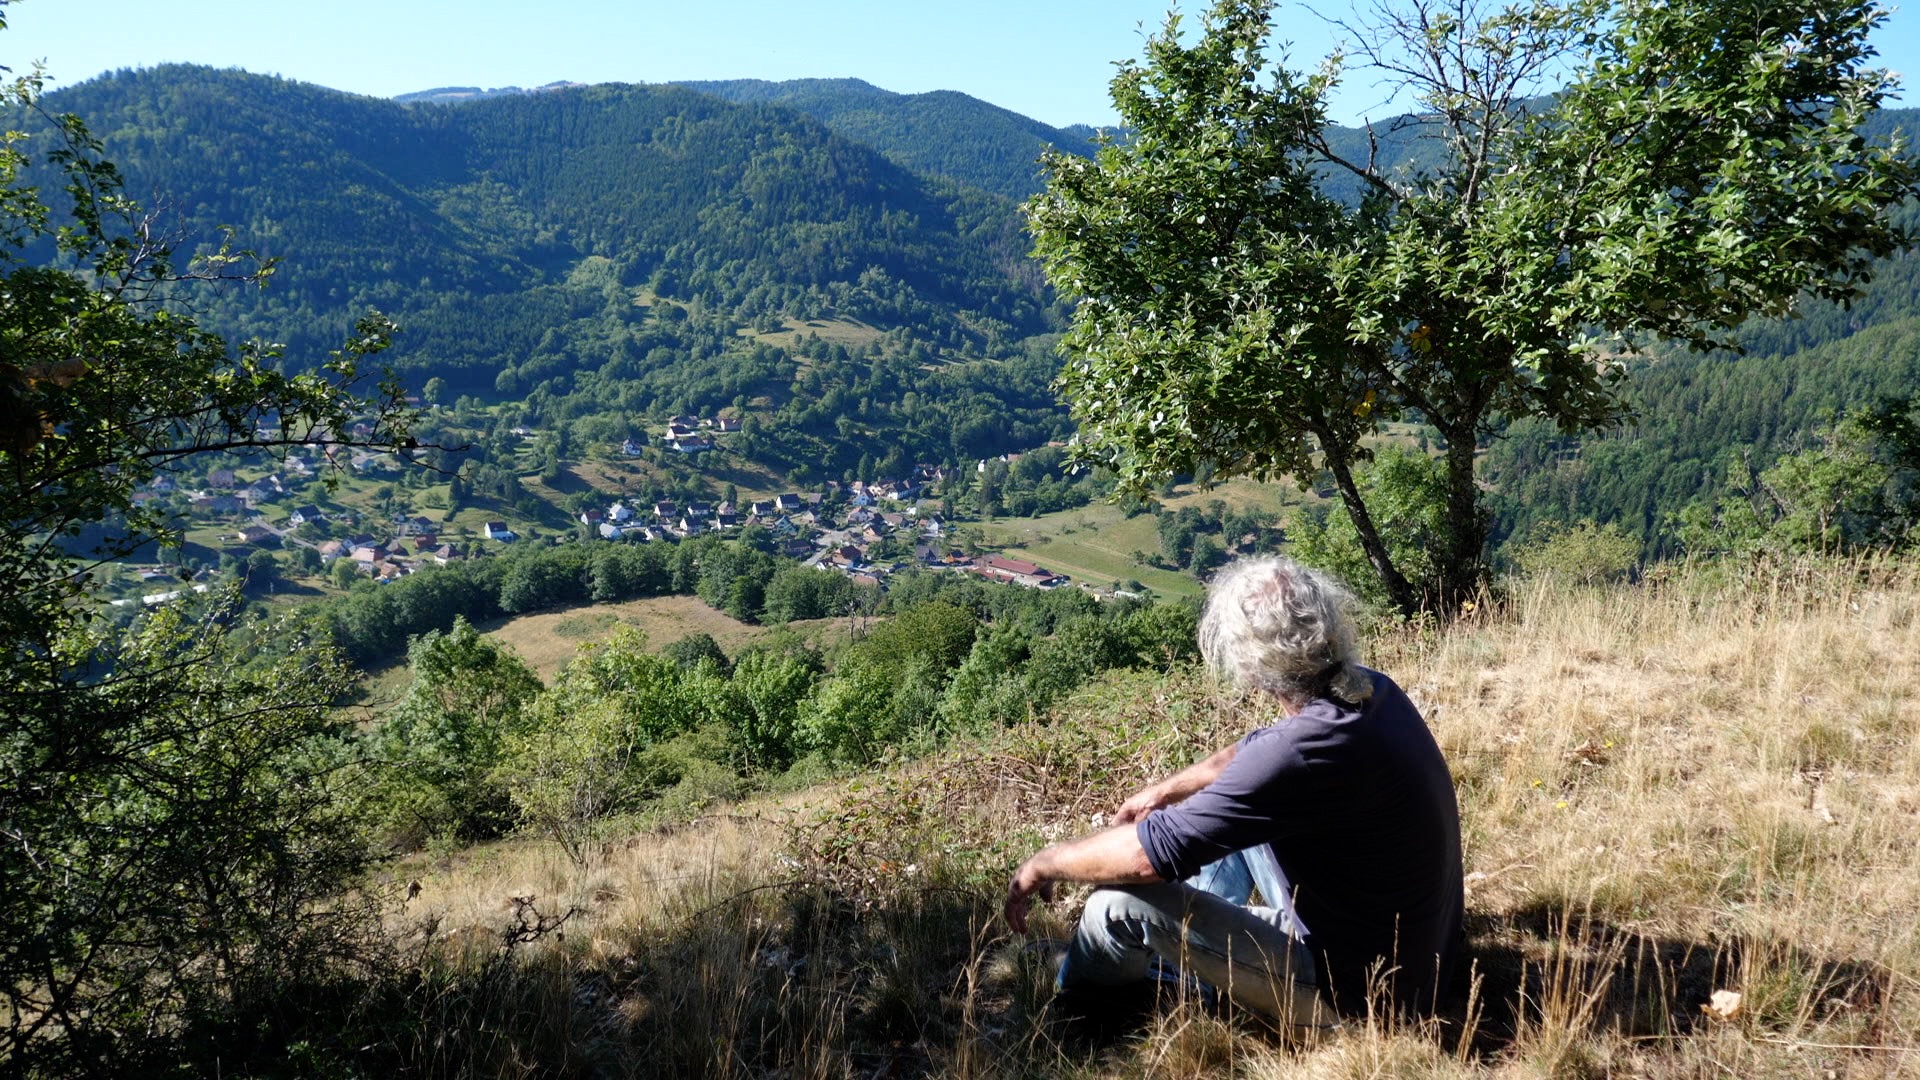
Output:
top-left (797, 658), bottom-right (905, 763)
top-left (1, 603), bottom-right (381, 1071)
top-left (725, 647), bottom-right (822, 770)
top-left (366, 618), bottom-right (543, 847)
top-left (1510, 519), bottom-right (1639, 585)
top-left (663, 631), bottom-right (732, 675)
top-left (937, 627), bottom-right (1037, 733)
top-left (498, 629), bottom-right (720, 862)
top-left (1291, 446), bottom-right (1450, 605)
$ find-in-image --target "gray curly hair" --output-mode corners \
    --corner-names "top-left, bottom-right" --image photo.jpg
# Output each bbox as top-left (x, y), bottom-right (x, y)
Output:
top-left (1197, 556), bottom-right (1372, 704)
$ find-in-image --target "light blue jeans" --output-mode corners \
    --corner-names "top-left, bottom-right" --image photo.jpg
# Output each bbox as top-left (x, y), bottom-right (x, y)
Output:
top-left (1059, 849), bottom-right (1324, 1024)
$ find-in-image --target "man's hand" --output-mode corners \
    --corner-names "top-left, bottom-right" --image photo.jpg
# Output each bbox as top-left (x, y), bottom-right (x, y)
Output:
top-left (1116, 743), bottom-right (1242, 824)
top-left (1003, 858), bottom-right (1056, 934)
top-left (1113, 784), bottom-right (1169, 825)
top-left (1005, 826), bottom-right (1159, 933)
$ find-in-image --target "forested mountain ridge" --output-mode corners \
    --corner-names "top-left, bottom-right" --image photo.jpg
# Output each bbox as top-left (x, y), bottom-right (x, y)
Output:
top-left (673, 78), bottom-right (1097, 201)
top-left (33, 65), bottom-right (1055, 396)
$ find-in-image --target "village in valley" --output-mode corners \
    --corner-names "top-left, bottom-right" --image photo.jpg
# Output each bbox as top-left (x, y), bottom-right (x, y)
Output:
top-left (111, 408), bottom-right (1083, 610)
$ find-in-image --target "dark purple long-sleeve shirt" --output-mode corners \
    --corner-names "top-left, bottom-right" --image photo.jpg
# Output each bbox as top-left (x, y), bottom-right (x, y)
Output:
top-left (1136, 668), bottom-right (1464, 1012)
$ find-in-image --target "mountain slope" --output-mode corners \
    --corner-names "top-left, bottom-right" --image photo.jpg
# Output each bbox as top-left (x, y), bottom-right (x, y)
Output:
top-left (36, 66), bottom-right (1052, 390)
top-left (675, 78), bottom-right (1095, 201)
top-left (27, 67), bottom-right (1920, 528)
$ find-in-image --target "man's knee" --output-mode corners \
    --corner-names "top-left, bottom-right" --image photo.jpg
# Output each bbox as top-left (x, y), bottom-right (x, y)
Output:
top-left (1077, 886), bottom-right (1143, 943)
top-left (1078, 883), bottom-right (1186, 938)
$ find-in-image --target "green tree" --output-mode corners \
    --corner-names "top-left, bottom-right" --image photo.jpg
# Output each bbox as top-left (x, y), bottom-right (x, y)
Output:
top-left (0, 49), bottom-right (414, 1068)
top-left (330, 555), bottom-right (363, 590)
top-left (499, 628), bottom-right (716, 862)
top-left (725, 647), bottom-right (820, 770)
top-left (663, 631), bottom-right (733, 675)
top-left (1674, 417), bottom-right (1917, 556)
top-left (1290, 446), bottom-right (1450, 606)
top-left (1031, 0), bottom-right (1916, 612)
top-left (937, 626), bottom-right (1036, 733)
top-left (291, 543), bottom-right (323, 575)
top-left (797, 657), bottom-right (905, 763)
top-left (1188, 533), bottom-right (1227, 576)
top-left (1509, 519), bottom-right (1641, 585)
top-left (762, 563), bottom-right (855, 623)
top-left (853, 600), bottom-right (980, 676)
top-left (369, 617), bottom-right (543, 845)
top-left (243, 548), bottom-right (281, 591)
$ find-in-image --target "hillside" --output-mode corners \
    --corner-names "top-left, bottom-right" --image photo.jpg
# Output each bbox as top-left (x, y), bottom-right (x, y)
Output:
top-left (676, 77), bottom-right (1097, 201)
top-left (26, 66), bottom-right (1920, 563)
top-left (1487, 196), bottom-right (1920, 554)
top-left (35, 66), bottom-right (1054, 393)
top-left (231, 559), bottom-right (1920, 1075)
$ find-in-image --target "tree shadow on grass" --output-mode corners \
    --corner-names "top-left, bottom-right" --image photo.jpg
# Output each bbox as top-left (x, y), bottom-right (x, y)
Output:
top-left (168, 884), bottom-right (1020, 1079)
top-left (1442, 901), bottom-right (1893, 1059)
top-left (157, 887), bottom-right (1900, 1077)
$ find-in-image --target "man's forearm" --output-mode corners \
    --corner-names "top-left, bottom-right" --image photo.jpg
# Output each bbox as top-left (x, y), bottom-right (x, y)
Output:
top-left (1006, 814), bottom-right (1163, 932)
top-left (1023, 823), bottom-right (1159, 887)
top-left (1163, 744), bottom-right (1238, 800)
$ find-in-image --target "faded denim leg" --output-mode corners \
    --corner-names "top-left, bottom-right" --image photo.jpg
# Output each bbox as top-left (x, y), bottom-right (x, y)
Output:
top-left (1189, 847), bottom-right (1305, 934)
top-left (1059, 881), bottom-right (1323, 1025)
top-left (1187, 850), bottom-right (1255, 904)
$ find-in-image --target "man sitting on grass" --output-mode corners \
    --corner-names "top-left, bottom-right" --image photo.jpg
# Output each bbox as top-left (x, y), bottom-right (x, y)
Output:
top-left (1004, 556), bottom-right (1464, 1026)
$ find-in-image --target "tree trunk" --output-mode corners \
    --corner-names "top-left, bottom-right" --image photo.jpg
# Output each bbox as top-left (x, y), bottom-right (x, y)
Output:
top-left (1322, 445), bottom-right (1421, 616)
top-left (1437, 426), bottom-right (1487, 610)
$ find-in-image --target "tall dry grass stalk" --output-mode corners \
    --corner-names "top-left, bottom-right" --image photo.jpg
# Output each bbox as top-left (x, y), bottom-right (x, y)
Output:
top-left (386, 557), bottom-right (1920, 1077)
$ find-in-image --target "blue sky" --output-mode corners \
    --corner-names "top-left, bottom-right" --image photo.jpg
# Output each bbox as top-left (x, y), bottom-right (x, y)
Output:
top-left (5, 0), bottom-right (1919, 129)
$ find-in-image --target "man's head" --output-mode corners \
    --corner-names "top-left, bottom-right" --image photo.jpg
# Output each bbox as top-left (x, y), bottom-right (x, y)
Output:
top-left (1198, 556), bottom-right (1371, 705)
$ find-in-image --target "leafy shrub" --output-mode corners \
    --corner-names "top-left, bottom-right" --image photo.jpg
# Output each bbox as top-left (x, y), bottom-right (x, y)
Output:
top-left (497, 629), bottom-right (723, 863)
top-left (663, 631), bottom-right (733, 675)
top-left (854, 600), bottom-right (980, 676)
top-left (2, 602), bottom-right (383, 1072)
top-left (1291, 446), bottom-right (1451, 604)
top-left (797, 658), bottom-right (906, 763)
top-left (1510, 519), bottom-right (1640, 585)
top-left (724, 647), bottom-right (823, 770)
top-left (762, 563), bottom-right (858, 623)
top-left (937, 627), bottom-right (1037, 733)
top-left (367, 617), bottom-right (544, 847)
top-left (1674, 417), bottom-right (1919, 557)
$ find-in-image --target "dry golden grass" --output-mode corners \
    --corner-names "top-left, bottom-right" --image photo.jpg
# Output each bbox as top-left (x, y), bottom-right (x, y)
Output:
top-left (481, 595), bottom-right (775, 679)
top-left (388, 557), bottom-right (1920, 1077)
top-left (389, 812), bottom-right (790, 963)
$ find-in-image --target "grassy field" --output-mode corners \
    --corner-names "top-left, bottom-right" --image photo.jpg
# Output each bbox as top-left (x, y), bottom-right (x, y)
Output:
top-left (741, 314), bottom-right (888, 352)
top-left (980, 477), bottom-right (1321, 598)
top-left (982, 508), bottom-right (1199, 597)
top-left (483, 594), bottom-right (782, 679)
top-left (354, 593), bottom-right (865, 695)
top-left (382, 557), bottom-right (1920, 1077)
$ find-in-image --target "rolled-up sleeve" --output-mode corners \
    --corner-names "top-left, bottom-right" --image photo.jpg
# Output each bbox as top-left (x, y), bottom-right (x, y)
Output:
top-left (1135, 728), bottom-right (1315, 882)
